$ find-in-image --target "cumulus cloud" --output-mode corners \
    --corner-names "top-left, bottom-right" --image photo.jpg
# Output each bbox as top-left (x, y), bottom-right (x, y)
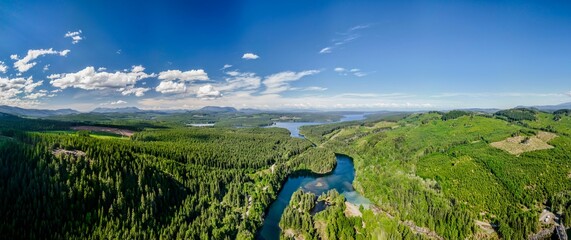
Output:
top-left (155, 81), bottom-right (187, 94)
top-left (65, 30), bottom-right (83, 44)
top-left (262, 70), bottom-right (320, 94)
top-left (120, 87), bottom-right (150, 97)
top-left (24, 92), bottom-right (47, 99)
top-left (0, 76), bottom-right (46, 105)
top-left (0, 61), bottom-right (7, 73)
top-left (196, 84), bottom-right (221, 99)
top-left (158, 69), bottom-right (209, 81)
top-left (50, 66), bottom-right (155, 91)
top-left (222, 64), bottom-right (232, 70)
top-left (242, 53), bottom-right (259, 60)
top-left (12, 48), bottom-right (71, 72)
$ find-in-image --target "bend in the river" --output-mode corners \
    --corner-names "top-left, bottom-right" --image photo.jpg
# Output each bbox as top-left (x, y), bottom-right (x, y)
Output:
top-left (257, 114), bottom-right (371, 240)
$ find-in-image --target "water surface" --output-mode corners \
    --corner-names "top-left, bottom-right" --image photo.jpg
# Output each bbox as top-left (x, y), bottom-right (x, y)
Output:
top-left (257, 155), bottom-right (371, 240)
top-left (267, 114), bottom-right (365, 138)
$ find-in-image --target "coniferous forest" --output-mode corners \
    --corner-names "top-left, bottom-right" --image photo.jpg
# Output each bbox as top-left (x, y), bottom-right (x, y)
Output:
top-left (1, 108), bottom-right (571, 239)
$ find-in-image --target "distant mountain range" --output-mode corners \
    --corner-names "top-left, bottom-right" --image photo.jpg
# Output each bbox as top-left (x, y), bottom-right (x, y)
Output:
top-left (517, 102), bottom-right (571, 111)
top-left (198, 106), bottom-right (238, 113)
top-left (91, 107), bottom-right (144, 113)
top-left (2, 102), bottom-right (570, 118)
top-left (0, 105), bottom-right (79, 117)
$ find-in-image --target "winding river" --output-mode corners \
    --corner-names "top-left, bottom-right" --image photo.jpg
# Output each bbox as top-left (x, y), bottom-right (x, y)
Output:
top-left (258, 114), bottom-right (371, 240)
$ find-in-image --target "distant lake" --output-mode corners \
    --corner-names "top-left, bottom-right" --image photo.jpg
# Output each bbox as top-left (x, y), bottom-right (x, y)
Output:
top-left (257, 155), bottom-right (371, 240)
top-left (267, 114), bottom-right (365, 138)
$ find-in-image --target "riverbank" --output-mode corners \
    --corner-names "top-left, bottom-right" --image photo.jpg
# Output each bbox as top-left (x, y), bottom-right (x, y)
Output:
top-left (257, 154), bottom-right (371, 240)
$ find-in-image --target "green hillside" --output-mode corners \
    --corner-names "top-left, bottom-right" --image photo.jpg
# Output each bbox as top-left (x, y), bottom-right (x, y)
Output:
top-left (300, 110), bottom-right (571, 239)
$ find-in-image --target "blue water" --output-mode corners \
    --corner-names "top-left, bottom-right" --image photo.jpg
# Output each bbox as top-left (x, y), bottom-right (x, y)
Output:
top-left (268, 114), bottom-right (365, 138)
top-left (258, 114), bottom-right (369, 239)
top-left (257, 155), bottom-right (371, 240)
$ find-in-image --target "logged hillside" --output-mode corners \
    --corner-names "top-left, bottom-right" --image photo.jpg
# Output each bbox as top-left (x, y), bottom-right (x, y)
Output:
top-left (301, 110), bottom-right (571, 239)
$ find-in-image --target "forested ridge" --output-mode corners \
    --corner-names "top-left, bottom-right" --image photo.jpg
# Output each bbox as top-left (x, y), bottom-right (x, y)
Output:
top-left (0, 114), bottom-right (326, 239)
top-left (300, 109), bottom-right (571, 239)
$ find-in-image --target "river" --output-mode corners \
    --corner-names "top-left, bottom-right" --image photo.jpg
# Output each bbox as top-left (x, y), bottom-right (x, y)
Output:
top-left (258, 114), bottom-right (371, 239)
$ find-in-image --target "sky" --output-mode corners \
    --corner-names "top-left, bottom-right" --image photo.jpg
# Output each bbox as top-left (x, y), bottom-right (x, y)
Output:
top-left (1, 0), bottom-right (571, 111)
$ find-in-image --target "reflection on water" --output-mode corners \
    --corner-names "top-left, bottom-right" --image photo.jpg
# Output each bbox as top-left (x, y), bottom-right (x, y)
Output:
top-left (257, 155), bottom-right (371, 240)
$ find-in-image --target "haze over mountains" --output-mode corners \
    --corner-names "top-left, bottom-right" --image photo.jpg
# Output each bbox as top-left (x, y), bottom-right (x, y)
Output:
top-left (1, 102), bottom-right (570, 118)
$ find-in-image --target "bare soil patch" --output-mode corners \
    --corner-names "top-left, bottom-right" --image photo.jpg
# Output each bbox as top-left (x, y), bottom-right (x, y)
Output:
top-left (72, 126), bottom-right (135, 137)
top-left (52, 149), bottom-right (86, 157)
top-left (344, 202), bottom-right (362, 217)
top-left (490, 131), bottom-right (556, 155)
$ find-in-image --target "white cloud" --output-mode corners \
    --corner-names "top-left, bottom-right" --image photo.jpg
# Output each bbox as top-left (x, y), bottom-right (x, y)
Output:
top-left (262, 70), bottom-right (320, 94)
top-left (319, 24), bottom-right (370, 54)
top-left (131, 65), bottom-right (145, 73)
top-left (155, 81), bottom-right (187, 94)
top-left (0, 61), bottom-right (7, 73)
top-left (196, 84), bottom-right (221, 99)
top-left (334, 67), bottom-right (368, 77)
top-left (301, 86), bottom-right (327, 91)
top-left (50, 66), bottom-right (154, 91)
top-left (0, 76), bottom-right (46, 105)
top-left (349, 24), bottom-right (371, 31)
top-left (218, 71), bottom-right (261, 92)
top-left (12, 48), bottom-right (71, 72)
top-left (110, 100), bottom-right (127, 105)
top-left (24, 92), bottom-right (47, 99)
top-left (319, 47), bottom-right (332, 54)
top-left (64, 30), bottom-right (83, 44)
top-left (158, 69), bottom-right (209, 81)
top-left (222, 64), bottom-right (232, 70)
top-left (566, 91), bottom-right (571, 97)
top-left (43, 64), bottom-right (50, 71)
top-left (120, 87), bottom-right (150, 97)
top-left (242, 53), bottom-right (259, 60)
top-left (226, 71), bottom-right (240, 77)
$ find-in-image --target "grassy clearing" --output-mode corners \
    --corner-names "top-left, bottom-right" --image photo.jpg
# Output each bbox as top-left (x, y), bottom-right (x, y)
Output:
top-left (36, 130), bottom-right (128, 139)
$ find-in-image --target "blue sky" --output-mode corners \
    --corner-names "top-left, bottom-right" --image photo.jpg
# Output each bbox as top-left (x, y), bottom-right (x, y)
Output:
top-left (1, 0), bottom-right (570, 111)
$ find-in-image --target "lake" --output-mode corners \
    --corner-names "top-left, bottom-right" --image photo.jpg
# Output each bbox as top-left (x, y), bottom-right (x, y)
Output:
top-left (267, 114), bottom-right (366, 138)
